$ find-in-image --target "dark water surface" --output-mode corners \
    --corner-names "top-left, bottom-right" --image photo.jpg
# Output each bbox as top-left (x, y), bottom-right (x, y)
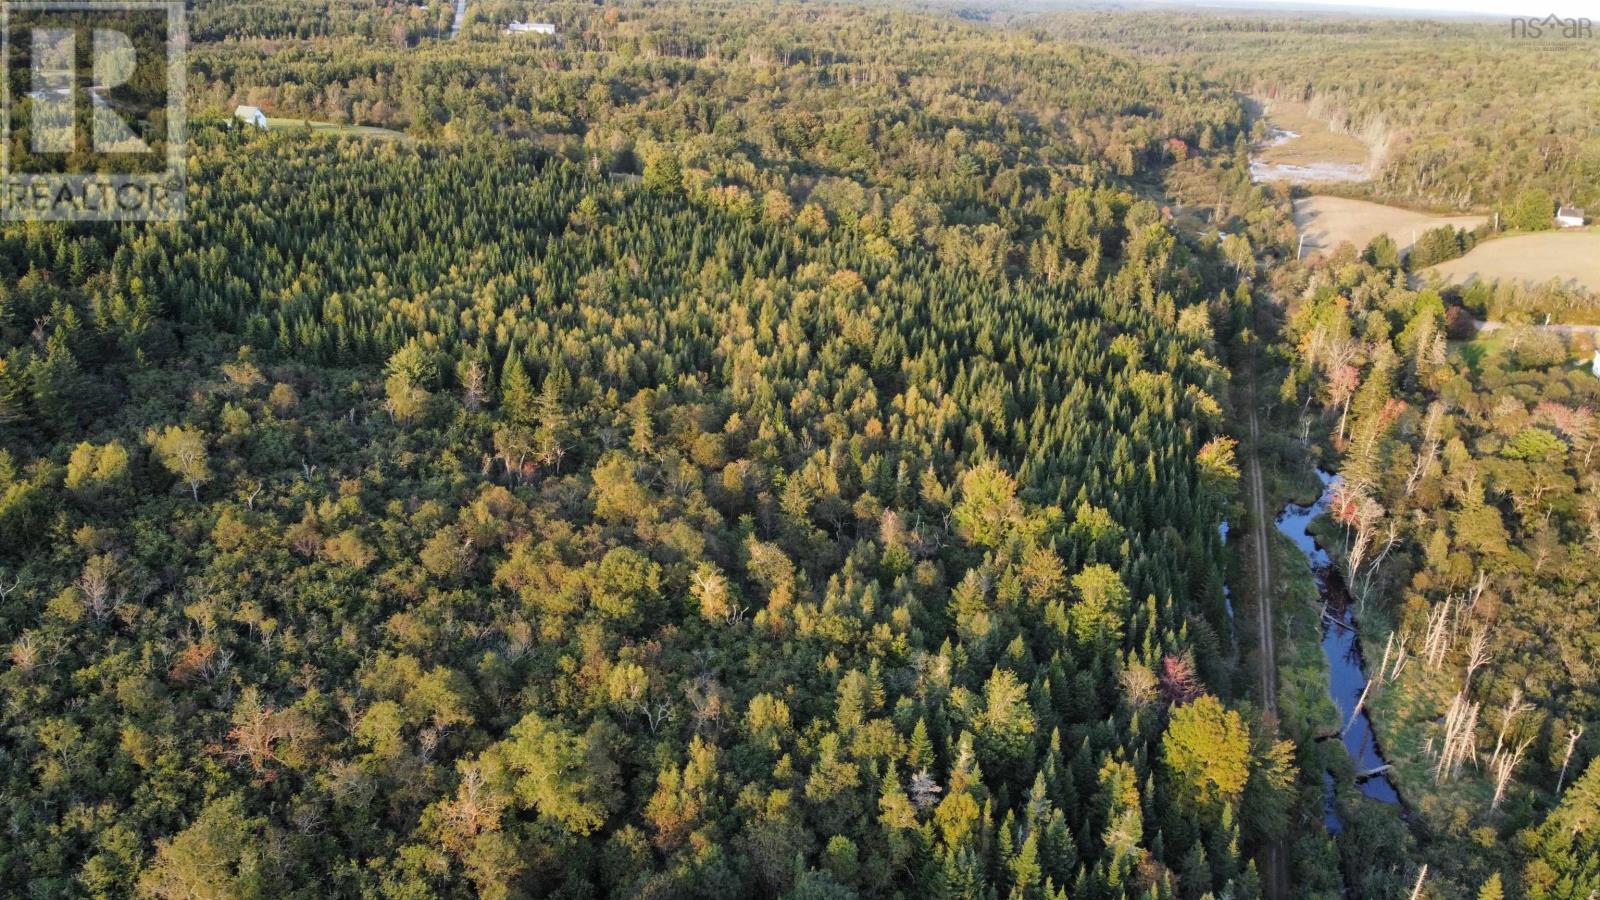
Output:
top-left (1220, 520), bottom-right (1236, 620)
top-left (1273, 470), bottom-right (1401, 824)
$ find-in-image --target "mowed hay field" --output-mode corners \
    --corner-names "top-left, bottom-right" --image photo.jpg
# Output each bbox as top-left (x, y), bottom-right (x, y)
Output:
top-left (1425, 231), bottom-right (1600, 294)
top-left (1293, 196), bottom-right (1485, 255)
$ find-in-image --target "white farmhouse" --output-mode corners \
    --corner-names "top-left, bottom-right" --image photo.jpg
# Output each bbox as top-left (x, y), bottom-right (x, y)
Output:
top-left (234, 105), bottom-right (268, 129)
top-left (1593, 349), bottom-right (1600, 379)
top-left (506, 21), bottom-right (556, 35)
top-left (1556, 205), bottom-right (1586, 228)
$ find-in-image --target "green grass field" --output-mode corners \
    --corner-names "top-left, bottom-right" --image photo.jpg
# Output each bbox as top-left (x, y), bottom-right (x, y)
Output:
top-left (264, 118), bottom-right (410, 140)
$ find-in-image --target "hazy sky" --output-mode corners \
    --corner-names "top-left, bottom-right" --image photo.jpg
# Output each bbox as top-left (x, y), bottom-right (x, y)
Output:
top-left (1189, 0), bottom-right (1597, 17)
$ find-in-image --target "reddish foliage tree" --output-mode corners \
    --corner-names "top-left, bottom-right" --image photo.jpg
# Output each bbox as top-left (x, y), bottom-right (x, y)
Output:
top-left (1159, 654), bottom-right (1202, 706)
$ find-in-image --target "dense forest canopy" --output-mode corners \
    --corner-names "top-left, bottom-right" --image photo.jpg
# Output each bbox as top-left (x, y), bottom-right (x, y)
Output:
top-left (4, 1), bottom-right (1600, 898)
top-left (191, 0), bottom-right (459, 43)
top-left (0, 3), bottom-right (1282, 898)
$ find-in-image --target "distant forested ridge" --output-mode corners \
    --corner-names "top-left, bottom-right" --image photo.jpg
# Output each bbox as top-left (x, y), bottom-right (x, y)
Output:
top-left (1027, 11), bottom-right (1600, 212)
top-left (193, 1), bottom-right (1242, 247)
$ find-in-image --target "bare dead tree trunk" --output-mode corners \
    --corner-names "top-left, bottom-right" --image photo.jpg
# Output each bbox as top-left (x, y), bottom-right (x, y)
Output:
top-left (1423, 594), bottom-right (1456, 670)
top-left (1358, 520), bottom-right (1399, 611)
top-left (1464, 570), bottom-right (1488, 617)
top-left (643, 700), bottom-right (672, 734)
top-left (1344, 677), bottom-right (1375, 738)
top-left (1387, 629), bottom-right (1411, 682)
top-left (1408, 865), bottom-right (1428, 900)
top-left (1491, 735), bottom-right (1533, 812)
top-left (460, 359), bottom-right (487, 411)
top-left (78, 555), bottom-right (125, 622)
top-left (1463, 626), bottom-right (1493, 694)
top-left (1345, 496), bottom-right (1383, 592)
top-left (1488, 687), bottom-right (1528, 773)
top-left (1557, 725), bottom-right (1586, 794)
top-left (1435, 691), bottom-right (1480, 783)
top-left (1375, 632), bottom-right (1395, 687)
top-left (1405, 402), bottom-right (1446, 497)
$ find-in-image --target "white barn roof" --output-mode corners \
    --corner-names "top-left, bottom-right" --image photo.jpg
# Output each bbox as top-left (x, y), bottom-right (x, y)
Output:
top-left (234, 105), bottom-right (268, 128)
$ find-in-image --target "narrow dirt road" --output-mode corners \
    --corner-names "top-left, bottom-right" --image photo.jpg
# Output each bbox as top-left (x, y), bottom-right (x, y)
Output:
top-left (1247, 390), bottom-right (1278, 723)
top-left (1245, 354), bottom-right (1287, 899)
top-left (1474, 318), bottom-right (1600, 336)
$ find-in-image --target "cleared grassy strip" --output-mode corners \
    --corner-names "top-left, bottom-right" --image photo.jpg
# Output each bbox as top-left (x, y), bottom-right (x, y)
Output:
top-left (264, 118), bottom-right (411, 140)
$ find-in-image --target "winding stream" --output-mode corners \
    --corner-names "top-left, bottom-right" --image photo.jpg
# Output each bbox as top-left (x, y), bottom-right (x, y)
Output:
top-left (1274, 469), bottom-right (1402, 828)
top-left (1220, 520), bottom-right (1236, 621)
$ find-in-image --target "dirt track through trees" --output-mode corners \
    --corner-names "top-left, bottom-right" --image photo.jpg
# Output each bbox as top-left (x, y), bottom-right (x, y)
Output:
top-left (1245, 349), bottom-right (1287, 899)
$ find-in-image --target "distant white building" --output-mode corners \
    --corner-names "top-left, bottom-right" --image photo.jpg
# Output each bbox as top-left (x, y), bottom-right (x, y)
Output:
top-left (506, 21), bottom-right (556, 35)
top-left (1557, 205), bottom-right (1586, 228)
top-left (1592, 349), bottom-right (1600, 379)
top-left (234, 105), bottom-right (268, 129)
